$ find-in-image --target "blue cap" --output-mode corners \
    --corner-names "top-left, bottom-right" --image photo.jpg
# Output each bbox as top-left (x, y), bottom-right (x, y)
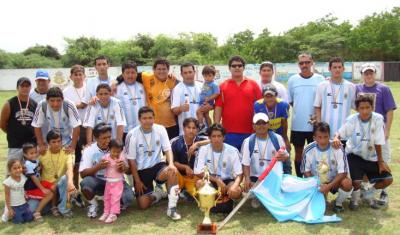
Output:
top-left (35, 69), bottom-right (50, 80)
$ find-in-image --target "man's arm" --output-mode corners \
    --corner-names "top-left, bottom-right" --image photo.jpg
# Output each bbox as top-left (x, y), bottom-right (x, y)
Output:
top-left (86, 127), bottom-right (93, 146)
top-left (213, 106), bottom-right (222, 124)
top-left (385, 110), bottom-right (394, 139)
top-left (0, 102), bottom-right (10, 133)
top-left (314, 107), bottom-right (322, 122)
top-left (116, 125), bottom-right (124, 142)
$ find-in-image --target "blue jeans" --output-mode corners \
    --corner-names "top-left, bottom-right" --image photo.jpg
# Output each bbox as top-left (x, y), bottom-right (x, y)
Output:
top-left (224, 133), bottom-right (251, 150)
top-left (12, 203), bottom-right (33, 224)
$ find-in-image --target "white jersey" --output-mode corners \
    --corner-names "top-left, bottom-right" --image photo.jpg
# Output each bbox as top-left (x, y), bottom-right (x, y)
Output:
top-left (338, 112), bottom-right (385, 162)
top-left (194, 143), bottom-right (243, 180)
top-left (171, 81), bottom-right (202, 135)
top-left (79, 143), bottom-right (109, 180)
top-left (32, 99), bottom-right (81, 146)
top-left (258, 80), bottom-right (289, 103)
top-left (124, 124), bottom-right (171, 170)
top-left (314, 79), bottom-right (356, 137)
top-left (241, 134), bottom-right (286, 178)
top-left (29, 89), bottom-right (47, 104)
top-left (83, 76), bottom-right (112, 104)
top-left (115, 82), bottom-right (146, 133)
top-left (301, 142), bottom-right (349, 183)
top-left (83, 97), bottom-right (126, 139)
top-left (63, 85), bottom-right (87, 121)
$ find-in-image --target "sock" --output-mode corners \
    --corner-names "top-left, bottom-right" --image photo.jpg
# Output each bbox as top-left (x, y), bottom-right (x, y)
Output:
top-left (336, 188), bottom-right (352, 206)
top-left (351, 189), bottom-right (361, 205)
top-left (89, 198), bottom-right (98, 206)
top-left (363, 186), bottom-right (376, 201)
top-left (295, 161), bottom-right (302, 177)
top-left (168, 185), bottom-right (179, 209)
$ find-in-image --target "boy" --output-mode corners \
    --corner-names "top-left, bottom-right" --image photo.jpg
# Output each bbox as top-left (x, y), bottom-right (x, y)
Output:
top-left (301, 122), bottom-right (352, 212)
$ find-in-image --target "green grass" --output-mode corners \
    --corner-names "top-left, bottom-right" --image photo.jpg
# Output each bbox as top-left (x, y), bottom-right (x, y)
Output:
top-left (0, 83), bottom-right (399, 235)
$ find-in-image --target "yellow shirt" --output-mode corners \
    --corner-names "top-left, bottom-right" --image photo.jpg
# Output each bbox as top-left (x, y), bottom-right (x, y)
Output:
top-left (40, 150), bottom-right (73, 183)
top-left (141, 72), bottom-right (177, 127)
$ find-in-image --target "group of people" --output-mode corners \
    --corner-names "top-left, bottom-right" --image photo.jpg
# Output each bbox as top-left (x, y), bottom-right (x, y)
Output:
top-left (0, 53), bottom-right (396, 225)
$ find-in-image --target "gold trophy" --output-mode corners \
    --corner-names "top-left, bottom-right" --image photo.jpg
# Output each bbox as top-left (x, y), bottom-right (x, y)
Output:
top-left (193, 166), bottom-right (221, 234)
top-left (318, 160), bottom-right (329, 184)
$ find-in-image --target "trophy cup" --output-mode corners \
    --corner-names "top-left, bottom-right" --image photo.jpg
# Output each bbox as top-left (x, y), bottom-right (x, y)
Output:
top-left (318, 161), bottom-right (329, 184)
top-left (193, 166), bottom-right (221, 234)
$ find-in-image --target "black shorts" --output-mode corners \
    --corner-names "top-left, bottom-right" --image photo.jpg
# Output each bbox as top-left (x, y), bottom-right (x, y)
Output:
top-left (137, 162), bottom-right (167, 196)
top-left (211, 178), bottom-right (234, 189)
top-left (75, 127), bottom-right (87, 164)
top-left (347, 153), bottom-right (392, 182)
top-left (166, 125), bottom-right (179, 140)
top-left (290, 131), bottom-right (313, 147)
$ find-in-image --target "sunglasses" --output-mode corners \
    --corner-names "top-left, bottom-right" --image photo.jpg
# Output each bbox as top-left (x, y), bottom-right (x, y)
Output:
top-left (255, 121), bottom-right (268, 126)
top-left (231, 64), bottom-right (244, 68)
top-left (298, 61), bottom-right (311, 65)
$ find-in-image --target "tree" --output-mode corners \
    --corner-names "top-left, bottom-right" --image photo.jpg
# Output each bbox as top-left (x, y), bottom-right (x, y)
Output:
top-left (62, 37), bottom-right (102, 66)
top-left (23, 45), bottom-right (61, 59)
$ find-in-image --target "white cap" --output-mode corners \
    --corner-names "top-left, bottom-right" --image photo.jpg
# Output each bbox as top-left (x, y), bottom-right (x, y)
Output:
top-left (253, 113), bottom-right (269, 124)
top-left (361, 63), bottom-right (377, 74)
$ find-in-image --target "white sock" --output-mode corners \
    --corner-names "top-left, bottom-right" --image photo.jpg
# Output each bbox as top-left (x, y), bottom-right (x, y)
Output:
top-left (151, 191), bottom-right (163, 205)
top-left (351, 189), bottom-right (361, 205)
top-left (168, 185), bottom-right (179, 209)
top-left (89, 198), bottom-right (98, 206)
top-left (336, 188), bottom-right (352, 206)
top-left (363, 187), bottom-right (376, 201)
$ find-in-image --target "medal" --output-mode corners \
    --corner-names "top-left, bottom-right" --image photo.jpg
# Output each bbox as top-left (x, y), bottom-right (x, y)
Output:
top-left (140, 127), bottom-right (154, 158)
top-left (344, 93), bottom-right (348, 99)
top-left (21, 120), bottom-right (26, 126)
top-left (148, 151), bottom-right (153, 157)
top-left (333, 104), bottom-right (338, 109)
top-left (368, 146), bottom-right (374, 151)
top-left (54, 174), bottom-right (58, 179)
top-left (259, 161), bottom-right (264, 167)
top-left (223, 162), bottom-right (226, 168)
top-left (132, 100), bottom-right (137, 105)
top-left (17, 97), bottom-right (30, 126)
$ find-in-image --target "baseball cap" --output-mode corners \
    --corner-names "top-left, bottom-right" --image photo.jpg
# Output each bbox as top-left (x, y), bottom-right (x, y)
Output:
top-left (253, 113), bottom-right (269, 124)
top-left (35, 69), bottom-right (50, 80)
top-left (361, 63), bottom-right (377, 74)
top-left (16, 77), bottom-right (31, 87)
top-left (262, 84), bottom-right (278, 96)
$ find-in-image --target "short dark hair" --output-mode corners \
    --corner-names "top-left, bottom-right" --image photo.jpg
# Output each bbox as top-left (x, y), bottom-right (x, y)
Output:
top-left (153, 58), bottom-right (170, 70)
top-left (328, 57), bottom-right (344, 68)
top-left (46, 130), bottom-right (62, 143)
top-left (94, 55), bottom-right (109, 65)
top-left (313, 122), bottom-right (330, 135)
top-left (22, 143), bottom-right (37, 154)
top-left (7, 159), bottom-right (22, 172)
top-left (207, 123), bottom-right (226, 137)
top-left (70, 64), bottom-right (85, 75)
top-left (93, 123), bottom-right (112, 138)
top-left (122, 61), bottom-right (138, 73)
top-left (109, 139), bottom-right (124, 150)
top-left (202, 65), bottom-right (216, 76)
top-left (259, 61), bottom-right (274, 71)
top-left (138, 106), bottom-right (155, 119)
top-left (183, 118), bottom-right (200, 129)
top-left (180, 62), bottom-right (195, 73)
top-left (96, 83), bottom-right (112, 93)
top-left (228, 55), bottom-right (246, 67)
top-left (355, 94), bottom-right (374, 109)
top-left (46, 87), bottom-right (64, 100)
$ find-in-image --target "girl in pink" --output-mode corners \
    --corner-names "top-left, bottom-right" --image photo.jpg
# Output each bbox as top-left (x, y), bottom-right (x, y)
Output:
top-left (98, 139), bottom-right (127, 223)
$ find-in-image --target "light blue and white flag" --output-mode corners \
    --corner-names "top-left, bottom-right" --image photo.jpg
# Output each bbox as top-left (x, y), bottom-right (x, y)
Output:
top-left (252, 161), bottom-right (341, 224)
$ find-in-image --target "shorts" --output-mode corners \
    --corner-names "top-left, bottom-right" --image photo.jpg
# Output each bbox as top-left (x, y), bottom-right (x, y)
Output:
top-left (166, 125), bottom-right (179, 140)
top-left (347, 153), bottom-right (392, 183)
top-left (26, 181), bottom-right (54, 199)
top-left (177, 171), bottom-right (199, 197)
top-left (290, 131), bottom-right (313, 147)
top-left (137, 162), bottom-right (167, 196)
top-left (11, 203), bottom-right (33, 224)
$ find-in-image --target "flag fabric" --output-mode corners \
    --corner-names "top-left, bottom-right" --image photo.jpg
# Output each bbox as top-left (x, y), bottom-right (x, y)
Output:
top-left (252, 161), bottom-right (341, 224)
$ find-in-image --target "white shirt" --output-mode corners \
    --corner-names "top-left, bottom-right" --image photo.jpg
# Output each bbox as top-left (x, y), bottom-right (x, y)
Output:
top-left (124, 124), bottom-right (171, 170)
top-left (63, 85), bottom-right (87, 121)
top-left (83, 76), bottom-right (112, 104)
top-left (258, 80), bottom-right (289, 103)
top-left (3, 175), bottom-right (27, 206)
top-left (83, 97), bottom-right (126, 139)
top-left (79, 143), bottom-right (109, 180)
top-left (171, 81), bottom-right (202, 135)
top-left (29, 89), bottom-right (47, 104)
top-left (194, 143), bottom-right (243, 180)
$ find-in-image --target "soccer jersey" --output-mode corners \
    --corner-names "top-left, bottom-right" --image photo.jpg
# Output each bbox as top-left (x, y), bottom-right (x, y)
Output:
top-left (141, 72), bottom-right (178, 128)
top-left (288, 73), bottom-right (325, 132)
top-left (63, 85), bottom-right (87, 121)
top-left (301, 142), bottom-right (349, 183)
top-left (79, 143), bottom-right (110, 180)
top-left (241, 134), bottom-right (286, 178)
top-left (115, 82), bottom-right (146, 132)
top-left (29, 89), bottom-right (47, 104)
top-left (83, 76), bottom-right (113, 104)
top-left (314, 79), bottom-right (356, 138)
top-left (171, 81), bottom-right (202, 135)
top-left (124, 124), bottom-right (171, 170)
top-left (194, 143), bottom-right (242, 180)
top-left (83, 97), bottom-right (126, 139)
top-left (253, 98), bottom-right (289, 135)
top-left (32, 99), bottom-right (81, 146)
top-left (338, 112), bottom-right (385, 162)
top-left (24, 159), bottom-right (41, 190)
top-left (257, 80), bottom-right (289, 103)
top-left (40, 151), bottom-right (73, 183)
top-left (199, 81), bottom-right (220, 105)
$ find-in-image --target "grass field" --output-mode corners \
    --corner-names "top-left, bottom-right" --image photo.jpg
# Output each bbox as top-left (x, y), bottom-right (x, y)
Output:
top-left (0, 83), bottom-right (398, 235)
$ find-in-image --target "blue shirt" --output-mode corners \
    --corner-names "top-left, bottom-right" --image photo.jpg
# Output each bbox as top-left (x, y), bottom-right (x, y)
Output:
top-left (199, 81), bottom-right (220, 105)
top-left (254, 98), bottom-right (289, 135)
top-left (171, 135), bottom-right (207, 175)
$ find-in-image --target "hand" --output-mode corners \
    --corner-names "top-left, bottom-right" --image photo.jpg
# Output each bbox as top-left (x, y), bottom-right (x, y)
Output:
top-left (96, 159), bottom-right (109, 170)
top-left (185, 166), bottom-right (194, 177)
top-left (88, 96), bottom-right (99, 106)
top-left (276, 151), bottom-right (288, 161)
top-left (8, 208), bottom-right (15, 218)
top-left (319, 183), bottom-right (331, 194)
top-left (41, 188), bottom-right (51, 195)
top-left (243, 178), bottom-right (253, 192)
top-left (181, 101), bottom-right (190, 112)
top-left (198, 103), bottom-right (212, 112)
top-left (134, 179), bottom-right (147, 196)
top-left (216, 179), bottom-right (227, 195)
top-left (378, 161), bottom-right (391, 173)
top-left (38, 144), bottom-right (48, 155)
top-left (116, 160), bottom-right (126, 172)
top-left (187, 143), bottom-right (198, 157)
top-left (64, 145), bottom-right (75, 154)
top-left (227, 185), bottom-right (238, 198)
top-left (284, 139), bottom-right (291, 152)
top-left (332, 137), bottom-right (342, 149)
top-left (166, 164), bottom-right (179, 177)
top-left (67, 183), bottom-right (76, 194)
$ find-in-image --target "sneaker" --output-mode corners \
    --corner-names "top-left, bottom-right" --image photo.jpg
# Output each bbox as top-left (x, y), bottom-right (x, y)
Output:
top-left (62, 211), bottom-right (73, 219)
top-left (349, 201), bottom-right (359, 211)
top-left (121, 203), bottom-right (129, 211)
top-left (155, 184), bottom-right (167, 199)
top-left (72, 194), bottom-right (85, 208)
top-left (167, 207), bottom-right (181, 221)
top-left (87, 204), bottom-right (98, 218)
top-left (333, 204), bottom-right (344, 213)
top-left (104, 214), bottom-right (117, 224)
top-left (251, 198), bottom-right (261, 209)
top-left (98, 213), bottom-right (109, 222)
top-left (376, 191), bottom-right (389, 206)
top-left (1, 211), bottom-right (8, 223)
top-left (365, 199), bottom-right (380, 209)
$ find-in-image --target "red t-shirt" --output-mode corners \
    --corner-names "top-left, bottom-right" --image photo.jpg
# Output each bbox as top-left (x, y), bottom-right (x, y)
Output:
top-left (215, 77), bottom-right (262, 134)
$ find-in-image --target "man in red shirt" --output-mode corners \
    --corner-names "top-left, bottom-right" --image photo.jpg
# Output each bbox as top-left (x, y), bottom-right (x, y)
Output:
top-left (214, 56), bottom-right (262, 150)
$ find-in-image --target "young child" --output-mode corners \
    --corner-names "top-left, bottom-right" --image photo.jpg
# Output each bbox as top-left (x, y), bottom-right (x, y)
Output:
top-left (98, 139), bottom-right (128, 223)
top-left (3, 159), bottom-right (33, 224)
top-left (301, 122), bottom-right (353, 212)
top-left (22, 143), bottom-right (54, 222)
top-left (196, 66), bottom-right (220, 130)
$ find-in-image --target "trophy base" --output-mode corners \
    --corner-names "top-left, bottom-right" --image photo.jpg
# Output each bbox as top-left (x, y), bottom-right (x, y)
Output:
top-left (197, 223), bottom-right (217, 234)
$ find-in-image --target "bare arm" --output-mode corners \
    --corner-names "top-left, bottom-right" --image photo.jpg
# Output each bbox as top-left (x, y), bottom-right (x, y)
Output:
top-left (314, 107), bottom-right (322, 122)
top-left (385, 110), bottom-right (394, 139)
top-left (213, 106), bottom-right (222, 124)
top-left (116, 125), bottom-right (124, 142)
top-left (86, 128), bottom-right (93, 146)
top-left (4, 185), bottom-right (12, 211)
top-left (0, 102), bottom-right (10, 133)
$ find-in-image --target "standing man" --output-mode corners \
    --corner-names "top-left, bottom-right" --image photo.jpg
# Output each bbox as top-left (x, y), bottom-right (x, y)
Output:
top-left (30, 69), bottom-right (51, 104)
top-left (139, 59), bottom-right (179, 139)
top-left (214, 55), bottom-right (262, 150)
top-left (288, 53), bottom-right (325, 177)
top-left (257, 61), bottom-right (288, 102)
top-left (314, 57), bottom-right (356, 138)
top-left (355, 63), bottom-right (396, 205)
top-left (171, 63), bottom-right (203, 135)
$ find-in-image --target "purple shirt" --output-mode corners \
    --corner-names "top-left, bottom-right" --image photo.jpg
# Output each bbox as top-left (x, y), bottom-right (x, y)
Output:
top-left (355, 82), bottom-right (397, 123)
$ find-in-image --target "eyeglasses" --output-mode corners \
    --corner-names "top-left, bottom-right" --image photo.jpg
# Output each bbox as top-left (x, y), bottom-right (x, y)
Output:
top-left (298, 61), bottom-right (311, 65)
top-left (231, 64), bottom-right (244, 68)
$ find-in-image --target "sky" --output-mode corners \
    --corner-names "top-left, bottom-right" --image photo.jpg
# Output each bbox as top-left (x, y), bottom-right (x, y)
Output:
top-left (0, 0), bottom-right (398, 53)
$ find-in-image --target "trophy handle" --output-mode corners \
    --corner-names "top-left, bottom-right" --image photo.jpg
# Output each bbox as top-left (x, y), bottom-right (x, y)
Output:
top-left (215, 189), bottom-right (222, 206)
top-left (192, 189), bottom-right (200, 207)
